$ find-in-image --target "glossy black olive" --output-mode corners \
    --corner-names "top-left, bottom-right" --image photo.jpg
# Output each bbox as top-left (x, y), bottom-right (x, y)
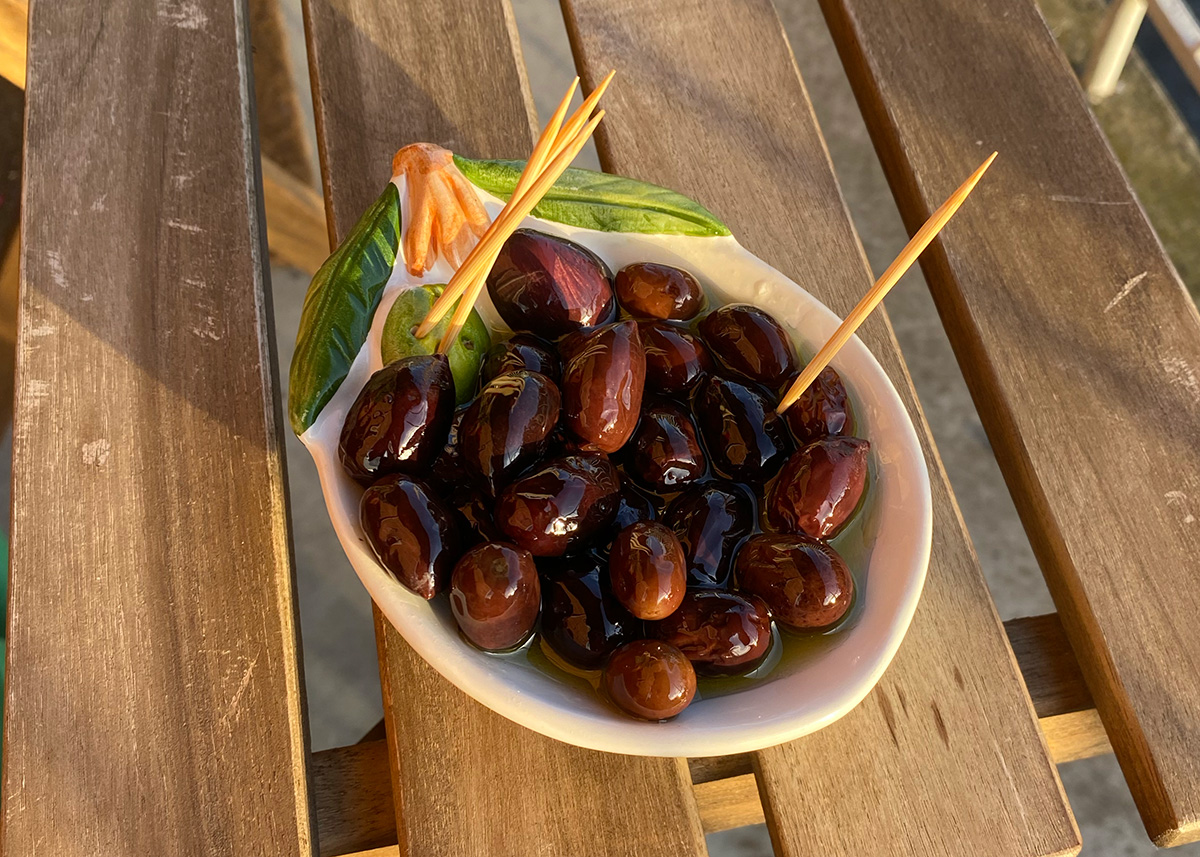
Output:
top-left (360, 474), bottom-right (460, 599)
top-left (766, 437), bottom-right (870, 539)
top-left (562, 321), bottom-right (646, 453)
top-left (539, 554), bottom-right (639, 670)
top-left (603, 640), bottom-right (696, 720)
top-left (613, 480), bottom-right (656, 531)
top-left (782, 365), bottom-right (854, 444)
top-left (699, 304), bottom-right (798, 387)
top-left (639, 321), bottom-right (712, 396)
top-left (692, 375), bottom-right (792, 483)
top-left (458, 370), bottom-right (560, 496)
top-left (339, 354), bottom-right (455, 484)
top-left (614, 262), bottom-right (704, 320)
top-left (430, 405), bottom-right (469, 489)
top-left (663, 481), bottom-right (754, 589)
top-left (486, 229), bottom-right (616, 338)
top-left (481, 333), bottom-right (561, 386)
top-left (450, 542), bottom-right (540, 651)
top-left (628, 402), bottom-right (707, 491)
top-left (736, 534), bottom-right (854, 631)
top-left (651, 590), bottom-right (773, 674)
top-left (495, 453), bottom-right (620, 556)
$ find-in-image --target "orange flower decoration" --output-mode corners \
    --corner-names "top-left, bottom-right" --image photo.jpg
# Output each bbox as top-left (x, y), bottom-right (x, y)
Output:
top-left (391, 143), bottom-right (490, 277)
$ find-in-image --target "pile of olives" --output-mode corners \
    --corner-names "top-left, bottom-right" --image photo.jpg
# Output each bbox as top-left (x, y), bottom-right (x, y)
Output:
top-left (339, 228), bottom-right (870, 721)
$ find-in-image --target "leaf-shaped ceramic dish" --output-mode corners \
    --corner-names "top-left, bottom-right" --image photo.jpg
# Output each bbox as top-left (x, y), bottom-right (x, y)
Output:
top-left (291, 152), bottom-right (932, 757)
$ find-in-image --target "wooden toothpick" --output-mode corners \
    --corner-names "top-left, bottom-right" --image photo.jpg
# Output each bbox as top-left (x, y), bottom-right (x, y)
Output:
top-left (777, 151), bottom-right (997, 414)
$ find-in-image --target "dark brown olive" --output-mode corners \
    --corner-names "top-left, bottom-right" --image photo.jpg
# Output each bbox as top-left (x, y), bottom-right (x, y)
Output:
top-left (783, 365), bottom-right (854, 444)
top-left (448, 485), bottom-right (504, 545)
top-left (603, 640), bottom-right (696, 720)
top-left (651, 590), bottom-right (773, 674)
top-left (540, 554), bottom-right (639, 670)
top-left (486, 229), bottom-right (616, 338)
top-left (609, 522), bottom-right (687, 620)
top-left (450, 542), bottom-right (540, 651)
top-left (639, 321), bottom-right (713, 397)
top-left (481, 334), bottom-right (561, 386)
top-left (360, 474), bottom-right (460, 599)
top-left (693, 375), bottom-right (792, 483)
top-left (339, 354), bottom-right (455, 483)
top-left (563, 321), bottom-right (646, 453)
top-left (663, 482), bottom-right (755, 589)
top-left (699, 305), bottom-right (798, 387)
top-left (767, 437), bottom-right (870, 539)
top-left (613, 480), bottom-right (656, 531)
top-left (736, 534), bottom-right (854, 631)
top-left (495, 453), bottom-right (620, 556)
top-left (614, 262), bottom-right (704, 320)
top-left (458, 370), bottom-right (560, 496)
top-left (628, 402), bottom-right (707, 491)
top-left (430, 405), bottom-right (469, 489)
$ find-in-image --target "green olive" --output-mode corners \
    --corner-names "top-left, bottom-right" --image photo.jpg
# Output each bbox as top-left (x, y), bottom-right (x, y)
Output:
top-left (381, 284), bottom-right (491, 404)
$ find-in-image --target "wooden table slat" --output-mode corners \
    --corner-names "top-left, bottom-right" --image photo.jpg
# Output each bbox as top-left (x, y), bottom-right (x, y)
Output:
top-left (301, 1), bottom-right (706, 854)
top-left (3, 1), bottom-right (314, 855)
top-left (558, 1), bottom-right (1079, 855)
top-left (821, 0), bottom-right (1200, 845)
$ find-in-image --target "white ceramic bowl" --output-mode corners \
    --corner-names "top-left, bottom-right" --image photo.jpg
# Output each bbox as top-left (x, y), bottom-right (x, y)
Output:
top-left (301, 180), bottom-right (932, 757)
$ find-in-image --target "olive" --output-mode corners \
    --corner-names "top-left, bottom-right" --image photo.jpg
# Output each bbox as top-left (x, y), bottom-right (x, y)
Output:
top-left (766, 437), bottom-right (870, 539)
top-left (540, 554), bottom-right (639, 669)
top-left (603, 640), bottom-right (696, 720)
top-left (430, 405), bottom-right (468, 489)
top-left (495, 453), bottom-right (620, 556)
top-left (458, 370), bottom-right (561, 496)
top-left (450, 542), bottom-right (540, 651)
top-left (613, 480), bottom-right (656, 531)
top-left (663, 482), bottom-right (755, 589)
top-left (736, 534), bottom-right (854, 631)
top-left (639, 321), bottom-right (712, 396)
top-left (339, 354), bottom-right (455, 484)
top-left (360, 474), bottom-right (460, 599)
top-left (609, 522), bottom-right (688, 620)
top-left (481, 333), bottom-right (561, 386)
top-left (628, 402), bottom-right (707, 491)
top-left (651, 590), bottom-right (773, 674)
top-left (563, 321), bottom-right (646, 453)
top-left (486, 229), bottom-right (616, 338)
top-left (614, 262), bottom-right (704, 320)
top-left (782, 365), bottom-right (854, 444)
top-left (448, 485), bottom-right (504, 545)
top-left (380, 284), bottom-right (490, 404)
top-left (692, 375), bottom-right (792, 483)
top-left (699, 304), bottom-right (798, 387)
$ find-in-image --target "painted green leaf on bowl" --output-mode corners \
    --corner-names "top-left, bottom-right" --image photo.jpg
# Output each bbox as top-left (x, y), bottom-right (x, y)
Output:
top-left (453, 156), bottom-right (731, 238)
top-left (288, 183), bottom-right (400, 435)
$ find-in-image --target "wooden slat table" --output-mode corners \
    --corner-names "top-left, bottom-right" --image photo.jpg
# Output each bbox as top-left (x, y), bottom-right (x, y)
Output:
top-left (6, 0), bottom-right (1200, 854)
top-left (4, 0), bottom-right (313, 854)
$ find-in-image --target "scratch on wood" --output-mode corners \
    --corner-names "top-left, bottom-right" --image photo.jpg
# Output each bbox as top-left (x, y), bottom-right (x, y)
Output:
top-left (1049, 194), bottom-right (1132, 206)
top-left (1165, 491), bottom-right (1196, 524)
top-left (219, 657), bottom-right (258, 730)
top-left (25, 380), bottom-right (50, 401)
top-left (90, 195), bottom-right (107, 213)
top-left (895, 684), bottom-right (909, 715)
top-left (26, 322), bottom-right (56, 338)
top-left (877, 688), bottom-right (899, 747)
top-left (1103, 271), bottom-right (1148, 313)
top-left (190, 316), bottom-right (221, 341)
top-left (167, 218), bottom-right (203, 234)
top-left (157, 0), bottom-right (209, 30)
top-left (931, 702), bottom-right (949, 747)
top-left (953, 666), bottom-right (964, 690)
top-left (992, 740), bottom-right (1030, 831)
top-left (81, 439), bottom-right (111, 467)
top-left (1161, 356), bottom-right (1200, 401)
top-left (47, 251), bottom-right (68, 289)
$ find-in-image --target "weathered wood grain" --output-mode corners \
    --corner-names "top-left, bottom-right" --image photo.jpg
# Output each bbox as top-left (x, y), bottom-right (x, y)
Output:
top-left (262, 155), bottom-right (329, 275)
top-left (302, 1), bottom-right (705, 854)
top-left (559, 1), bottom-right (1079, 854)
top-left (4, 2), bottom-right (314, 855)
top-left (248, 0), bottom-right (314, 185)
top-left (312, 740), bottom-right (396, 857)
top-left (821, 0), bottom-right (1200, 845)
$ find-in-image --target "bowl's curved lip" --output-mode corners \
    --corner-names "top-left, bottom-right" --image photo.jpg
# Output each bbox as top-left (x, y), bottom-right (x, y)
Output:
top-left (300, 180), bottom-right (933, 757)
